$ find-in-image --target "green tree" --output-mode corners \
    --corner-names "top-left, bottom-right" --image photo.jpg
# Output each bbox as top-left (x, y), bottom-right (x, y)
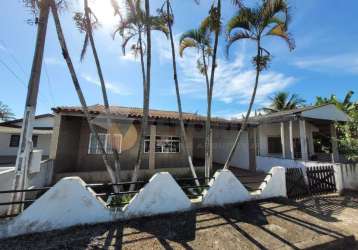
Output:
top-left (224, 0), bottom-right (295, 169)
top-left (112, 0), bottom-right (168, 190)
top-left (262, 92), bottom-right (305, 113)
top-left (316, 91), bottom-right (358, 161)
top-left (179, 0), bottom-right (223, 181)
top-left (0, 101), bottom-right (15, 121)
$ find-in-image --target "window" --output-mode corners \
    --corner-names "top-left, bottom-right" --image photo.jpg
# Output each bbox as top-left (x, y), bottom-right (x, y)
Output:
top-left (267, 137), bottom-right (282, 154)
top-left (88, 133), bottom-right (122, 154)
top-left (32, 135), bottom-right (38, 147)
top-left (9, 135), bottom-right (20, 147)
top-left (144, 136), bottom-right (180, 153)
top-left (9, 135), bottom-right (39, 148)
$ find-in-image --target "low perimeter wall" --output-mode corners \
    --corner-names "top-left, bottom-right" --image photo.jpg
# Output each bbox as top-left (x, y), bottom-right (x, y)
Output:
top-left (0, 160), bottom-right (54, 216)
top-left (0, 167), bottom-right (286, 239)
top-left (257, 156), bottom-right (358, 194)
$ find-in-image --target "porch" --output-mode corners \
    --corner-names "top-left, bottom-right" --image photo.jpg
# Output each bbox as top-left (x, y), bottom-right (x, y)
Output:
top-left (253, 104), bottom-right (350, 171)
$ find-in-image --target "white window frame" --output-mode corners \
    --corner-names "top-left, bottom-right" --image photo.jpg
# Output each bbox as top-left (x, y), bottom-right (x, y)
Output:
top-left (88, 133), bottom-right (122, 155)
top-left (144, 135), bottom-right (180, 154)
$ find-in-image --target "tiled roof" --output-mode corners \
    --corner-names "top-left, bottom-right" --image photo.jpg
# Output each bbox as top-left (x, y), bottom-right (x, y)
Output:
top-left (52, 105), bottom-right (237, 124)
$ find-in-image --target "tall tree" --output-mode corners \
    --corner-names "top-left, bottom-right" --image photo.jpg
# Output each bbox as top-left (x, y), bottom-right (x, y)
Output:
top-left (112, 0), bottom-right (168, 190)
top-left (263, 92), bottom-right (305, 113)
top-left (159, 0), bottom-right (200, 186)
top-left (0, 101), bottom-right (15, 121)
top-left (315, 90), bottom-right (356, 113)
top-left (49, 0), bottom-right (118, 187)
top-left (224, 0), bottom-right (295, 169)
top-left (179, 0), bottom-right (222, 181)
top-left (316, 91), bottom-right (358, 161)
top-left (73, 0), bottom-right (122, 188)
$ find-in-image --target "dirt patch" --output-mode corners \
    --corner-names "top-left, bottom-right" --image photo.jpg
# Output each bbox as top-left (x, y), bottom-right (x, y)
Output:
top-left (0, 195), bottom-right (357, 250)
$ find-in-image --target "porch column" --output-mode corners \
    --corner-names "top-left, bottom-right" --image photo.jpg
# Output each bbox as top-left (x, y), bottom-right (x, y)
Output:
top-left (299, 119), bottom-right (309, 161)
top-left (280, 122), bottom-right (286, 158)
top-left (330, 123), bottom-right (339, 163)
top-left (289, 120), bottom-right (294, 159)
top-left (149, 125), bottom-right (156, 170)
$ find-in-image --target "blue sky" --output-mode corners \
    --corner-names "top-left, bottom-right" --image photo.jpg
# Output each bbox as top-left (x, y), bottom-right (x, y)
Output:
top-left (0, 0), bottom-right (357, 119)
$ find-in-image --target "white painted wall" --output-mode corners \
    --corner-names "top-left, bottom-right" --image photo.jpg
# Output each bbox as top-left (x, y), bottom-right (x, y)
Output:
top-left (212, 128), bottom-right (249, 169)
top-left (13, 116), bottom-right (54, 128)
top-left (202, 170), bottom-right (251, 206)
top-left (0, 133), bottom-right (51, 156)
top-left (0, 168), bottom-right (15, 215)
top-left (0, 177), bottom-right (113, 239)
top-left (124, 172), bottom-right (192, 218)
top-left (335, 163), bottom-right (358, 191)
top-left (0, 160), bottom-right (54, 216)
top-left (257, 121), bottom-right (318, 158)
top-left (0, 169), bottom-right (289, 239)
top-left (256, 167), bottom-right (286, 199)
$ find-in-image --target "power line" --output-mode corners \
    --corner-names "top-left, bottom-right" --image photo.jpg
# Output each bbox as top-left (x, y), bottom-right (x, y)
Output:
top-left (0, 57), bottom-right (51, 106)
top-left (0, 39), bottom-right (27, 76)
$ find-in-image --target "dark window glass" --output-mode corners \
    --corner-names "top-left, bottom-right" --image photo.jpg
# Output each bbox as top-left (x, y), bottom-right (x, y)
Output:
top-left (9, 135), bottom-right (20, 147)
top-left (267, 137), bottom-right (282, 154)
top-left (32, 135), bottom-right (38, 147)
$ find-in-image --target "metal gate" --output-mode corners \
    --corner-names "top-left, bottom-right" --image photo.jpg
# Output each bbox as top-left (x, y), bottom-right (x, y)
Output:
top-left (286, 165), bottom-right (337, 199)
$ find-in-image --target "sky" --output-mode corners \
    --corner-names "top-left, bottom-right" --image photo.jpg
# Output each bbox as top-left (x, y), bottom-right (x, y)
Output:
top-left (0, 0), bottom-right (357, 119)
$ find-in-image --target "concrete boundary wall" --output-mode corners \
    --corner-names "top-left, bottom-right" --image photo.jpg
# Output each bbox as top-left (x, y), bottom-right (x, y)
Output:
top-left (0, 168), bottom-right (286, 239)
top-left (202, 170), bottom-right (251, 207)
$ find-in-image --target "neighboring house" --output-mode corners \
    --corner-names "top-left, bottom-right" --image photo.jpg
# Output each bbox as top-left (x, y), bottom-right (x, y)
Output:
top-left (0, 114), bottom-right (54, 165)
top-left (49, 104), bottom-right (349, 183)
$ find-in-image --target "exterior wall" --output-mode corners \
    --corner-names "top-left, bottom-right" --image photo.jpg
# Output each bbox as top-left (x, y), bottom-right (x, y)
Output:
top-left (12, 116), bottom-right (54, 128)
top-left (55, 115), bottom-right (202, 174)
top-left (0, 168), bottom-right (15, 215)
top-left (53, 116), bottom-right (81, 173)
top-left (257, 121), bottom-right (318, 158)
top-left (0, 133), bottom-right (51, 166)
top-left (211, 128), bottom-right (249, 169)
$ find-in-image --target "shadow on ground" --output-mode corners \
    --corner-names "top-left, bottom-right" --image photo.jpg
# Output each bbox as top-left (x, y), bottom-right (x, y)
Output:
top-left (0, 194), bottom-right (357, 249)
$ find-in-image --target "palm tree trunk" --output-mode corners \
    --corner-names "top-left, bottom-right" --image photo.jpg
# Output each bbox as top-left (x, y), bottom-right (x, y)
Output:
top-left (84, 0), bottom-right (121, 188)
top-left (50, 0), bottom-right (117, 184)
top-left (8, 0), bottom-right (50, 216)
top-left (223, 39), bottom-right (261, 170)
top-left (130, 29), bottom-right (147, 191)
top-left (206, 0), bottom-right (221, 180)
top-left (166, 0), bottom-right (200, 186)
top-left (130, 0), bottom-right (151, 191)
top-left (201, 48), bottom-right (210, 182)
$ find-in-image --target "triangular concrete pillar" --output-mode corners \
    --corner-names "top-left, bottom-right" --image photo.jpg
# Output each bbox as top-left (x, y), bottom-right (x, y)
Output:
top-left (202, 170), bottom-right (251, 207)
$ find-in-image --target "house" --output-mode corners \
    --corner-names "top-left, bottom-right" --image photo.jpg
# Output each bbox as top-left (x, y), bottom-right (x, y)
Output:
top-left (0, 114), bottom-right (54, 166)
top-left (49, 104), bottom-right (350, 183)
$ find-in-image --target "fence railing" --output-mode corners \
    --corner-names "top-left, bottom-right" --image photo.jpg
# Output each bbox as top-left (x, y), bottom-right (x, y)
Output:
top-left (0, 187), bottom-right (51, 219)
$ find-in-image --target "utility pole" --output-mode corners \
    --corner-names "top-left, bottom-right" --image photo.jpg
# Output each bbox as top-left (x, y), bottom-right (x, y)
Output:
top-left (8, 0), bottom-right (50, 215)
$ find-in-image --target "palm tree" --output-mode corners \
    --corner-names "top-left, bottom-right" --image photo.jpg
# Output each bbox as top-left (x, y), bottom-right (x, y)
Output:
top-left (49, 0), bottom-right (118, 186)
top-left (158, 0), bottom-right (200, 186)
top-left (316, 91), bottom-right (356, 114)
top-left (223, 0), bottom-right (295, 169)
top-left (73, 0), bottom-right (122, 188)
top-left (179, 0), bottom-right (222, 181)
top-left (262, 92), bottom-right (305, 113)
top-left (0, 101), bottom-right (15, 121)
top-left (112, 0), bottom-right (168, 190)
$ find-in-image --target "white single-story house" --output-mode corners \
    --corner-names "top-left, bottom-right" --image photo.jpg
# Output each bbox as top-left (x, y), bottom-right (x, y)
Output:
top-left (49, 104), bottom-right (350, 183)
top-left (0, 114), bottom-right (54, 166)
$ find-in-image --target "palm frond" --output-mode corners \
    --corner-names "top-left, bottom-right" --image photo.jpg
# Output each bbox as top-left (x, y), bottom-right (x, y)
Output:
top-left (226, 7), bottom-right (256, 35)
top-left (149, 16), bottom-right (169, 37)
top-left (226, 31), bottom-right (254, 55)
top-left (179, 38), bottom-right (198, 57)
top-left (265, 23), bottom-right (295, 50)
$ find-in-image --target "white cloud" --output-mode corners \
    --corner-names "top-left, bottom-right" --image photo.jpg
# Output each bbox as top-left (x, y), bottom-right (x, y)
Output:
top-left (82, 74), bottom-right (131, 95)
top-left (0, 44), bottom-right (6, 51)
top-left (44, 57), bottom-right (64, 66)
top-left (293, 54), bottom-right (358, 74)
top-left (155, 34), bottom-right (296, 106)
